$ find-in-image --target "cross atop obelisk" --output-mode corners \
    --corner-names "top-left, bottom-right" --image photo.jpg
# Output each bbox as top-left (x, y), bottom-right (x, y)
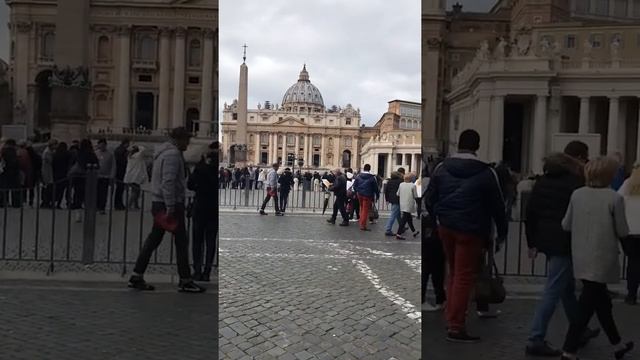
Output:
top-left (242, 43), bottom-right (248, 63)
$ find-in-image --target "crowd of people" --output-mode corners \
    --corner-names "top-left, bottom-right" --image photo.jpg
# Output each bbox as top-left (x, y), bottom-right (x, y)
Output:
top-left (423, 129), bottom-right (636, 359)
top-left (0, 128), bottom-right (218, 293)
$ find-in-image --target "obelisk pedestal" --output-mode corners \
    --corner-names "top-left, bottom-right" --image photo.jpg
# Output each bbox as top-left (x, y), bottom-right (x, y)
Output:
top-left (49, 0), bottom-right (91, 142)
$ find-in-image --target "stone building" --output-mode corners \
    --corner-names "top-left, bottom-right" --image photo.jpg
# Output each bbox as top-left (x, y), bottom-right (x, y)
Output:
top-left (221, 65), bottom-right (363, 170)
top-left (423, 0), bottom-right (640, 174)
top-left (360, 100), bottom-right (422, 177)
top-left (0, 59), bottom-right (11, 127)
top-left (5, 0), bottom-right (218, 141)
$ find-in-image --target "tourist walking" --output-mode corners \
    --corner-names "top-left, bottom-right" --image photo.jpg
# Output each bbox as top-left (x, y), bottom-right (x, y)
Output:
top-left (260, 163), bottom-right (282, 216)
top-left (113, 138), bottom-right (130, 210)
top-left (352, 164), bottom-right (379, 231)
top-left (278, 167), bottom-right (294, 213)
top-left (327, 167), bottom-right (349, 226)
top-left (525, 142), bottom-right (600, 356)
top-left (618, 163), bottom-right (640, 305)
top-left (41, 139), bottom-right (58, 208)
top-left (187, 144), bottom-right (218, 282)
top-left (128, 127), bottom-right (205, 293)
top-left (395, 173), bottom-right (419, 240)
top-left (123, 145), bottom-right (147, 209)
top-left (422, 163), bottom-right (446, 310)
top-left (425, 129), bottom-right (508, 343)
top-left (95, 139), bottom-right (115, 214)
top-left (559, 156), bottom-right (634, 360)
top-left (346, 169), bottom-right (359, 220)
top-left (384, 168), bottom-right (404, 236)
top-left (52, 142), bottom-right (71, 208)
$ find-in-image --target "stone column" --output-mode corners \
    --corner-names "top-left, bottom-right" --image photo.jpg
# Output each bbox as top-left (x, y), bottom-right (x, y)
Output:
top-left (334, 136), bottom-right (341, 168)
top-left (116, 26), bottom-right (131, 129)
top-left (579, 96), bottom-right (590, 134)
top-left (14, 22), bottom-right (31, 129)
top-left (255, 132), bottom-right (261, 165)
top-left (271, 133), bottom-right (277, 164)
top-left (157, 27), bottom-right (172, 130)
top-left (607, 96), bottom-right (620, 155)
top-left (321, 136), bottom-right (326, 167)
top-left (490, 96), bottom-right (505, 163)
top-left (282, 134), bottom-right (287, 165)
top-left (477, 97), bottom-right (492, 161)
top-left (295, 134), bottom-right (300, 162)
top-left (629, 0), bottom-right (635, 18)
top-left (532, 95), bottom-right (548, 174)
top-left (199, 28), bottom-right (215, 138)
top-left (386, 152), bottom-right (393, 178)
top-left (636, 100), bottom-right (640, 162)
top-left (172, 27), bottom-right (186, 127)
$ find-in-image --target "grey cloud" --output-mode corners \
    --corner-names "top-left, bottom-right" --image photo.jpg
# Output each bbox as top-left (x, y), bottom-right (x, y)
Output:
top-left (220, 0), bottom-right (420, 125)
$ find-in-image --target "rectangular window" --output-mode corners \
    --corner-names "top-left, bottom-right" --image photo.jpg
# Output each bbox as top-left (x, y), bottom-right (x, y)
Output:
top-left (591, 34), bottom-right (603, 48)
top-left (232, 113), bottom-right (238, 120)
top-left (566, 35), bottom-right (577, 49)
top-left (286, 134), bottom-right (295, 145)
top-left (594, 0), bottom-right (609, 15)
top-left (313, 135), bottom-right (321, 146)
top-left (614, 0), bottom-right (627, 17)
top-left (346, 118), bottom-right (352, 125)
top-left (188, 76), bottom-right (200, 84)
top-left (138, 75), bottom-right (152, 82)
top-left (576, 0), bottom-right (590, 13)
top-left (260, 133), bottom-right (269, 145)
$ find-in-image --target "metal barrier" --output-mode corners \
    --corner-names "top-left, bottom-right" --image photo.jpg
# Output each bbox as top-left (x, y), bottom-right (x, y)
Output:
top-left (218, 177), bottom-right (392, 213)
top-left (0, 171), bottom-right (208, 276)
top-left (493, 192), bottom-right (630, 280)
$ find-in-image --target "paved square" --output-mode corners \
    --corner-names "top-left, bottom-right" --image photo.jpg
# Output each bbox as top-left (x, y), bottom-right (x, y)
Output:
top-left (423, 298), bottom-right (640, 360)
top-left (0, 279), bottom-right (218, 360)
top-left (219, 211), bottom-right (421, 359)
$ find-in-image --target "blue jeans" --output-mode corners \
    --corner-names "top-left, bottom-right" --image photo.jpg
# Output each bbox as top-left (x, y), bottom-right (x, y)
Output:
top-left (528, 255), bottom-right (580, 344)
top-left (385, 203), bottom-right (401, 233)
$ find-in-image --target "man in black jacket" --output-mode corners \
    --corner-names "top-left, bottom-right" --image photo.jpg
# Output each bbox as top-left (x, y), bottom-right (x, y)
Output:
top-left (525, 141), bottom-right (600, 356)
top-left (327, 168), bottom-right (349, 226)
top-left (278, 167), bottom-right (294, 213)
top-left (113, 138), bottom-right (130, 210)
top-left (425, 129), bottom-right (507, 343)
top-left (384, 168), bottom-right (405, 236)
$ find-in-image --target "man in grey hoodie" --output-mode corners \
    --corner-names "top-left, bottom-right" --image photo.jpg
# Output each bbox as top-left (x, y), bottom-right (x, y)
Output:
top-left (260, 162), bottom-right (283, 216)
top-left (128, 127), bottom-right (205, 293)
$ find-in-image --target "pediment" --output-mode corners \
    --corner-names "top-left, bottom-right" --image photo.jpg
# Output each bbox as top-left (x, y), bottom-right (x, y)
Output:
top-left (274, 117), bottom-right (306, 126)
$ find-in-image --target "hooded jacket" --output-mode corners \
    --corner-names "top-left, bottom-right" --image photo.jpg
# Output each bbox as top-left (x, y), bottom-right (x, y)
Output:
top-left (426, 153), bottom-right (507, 240)
top-left (525, 152), bottom-right (585, 256)
top-left (384, 171), bottom-right (403, 205)
top-left (353, 171), bottom-right (380, 199)
top-left (151, 142), bottom-right (187, 208)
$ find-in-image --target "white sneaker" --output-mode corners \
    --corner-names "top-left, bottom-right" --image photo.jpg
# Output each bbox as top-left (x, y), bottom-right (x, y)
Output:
top-left (423, 302), bottom-right (444, 312)
top-left (477, 309), bottom-right (501, 318)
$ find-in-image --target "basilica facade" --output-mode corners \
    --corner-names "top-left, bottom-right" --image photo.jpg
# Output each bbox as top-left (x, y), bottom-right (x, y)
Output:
top-left (221, 65), bottom-right (363, 171)
top-left (5, 0), bottom-right (217, 140)
top-left (423, 0), bottom-right (640, 174)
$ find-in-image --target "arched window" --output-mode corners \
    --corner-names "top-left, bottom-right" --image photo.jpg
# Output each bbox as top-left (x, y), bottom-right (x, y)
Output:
top-left (189, 39), bottom-right (201, 67)
top-left (97, 36), bottom-right (110, 62)
top-left (137, 35), bottom-right (155, 60)
top-left (42, 32), bottom-right (55, 60)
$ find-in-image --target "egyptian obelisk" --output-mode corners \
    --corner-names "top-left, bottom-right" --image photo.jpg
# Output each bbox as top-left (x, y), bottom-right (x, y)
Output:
top-left (234, 44), bottom-right (249, 166)
top-left (49, 0), bottom-right (91, 142)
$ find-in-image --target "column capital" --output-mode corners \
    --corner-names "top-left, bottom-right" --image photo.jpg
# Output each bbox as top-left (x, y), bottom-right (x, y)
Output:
top-left (118, 25), bottom-right (132, 36)
top-left (608, 95), bottom-right (620, 101)
top-left (203, 28), bottom-right (215, 39)
top-left (159, 26), bottom-right (173, 37)
top-left (175, 27), bottom-right (187, 38)
top-left (16, 21), bottom-right (33, 33)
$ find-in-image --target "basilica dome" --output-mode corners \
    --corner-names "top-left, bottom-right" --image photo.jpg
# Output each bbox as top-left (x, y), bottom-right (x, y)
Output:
top-left (282, 65), bottom-right (325, 112)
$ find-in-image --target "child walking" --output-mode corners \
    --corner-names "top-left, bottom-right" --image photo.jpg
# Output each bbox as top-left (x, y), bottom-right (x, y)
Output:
top-left (396, 173), bottom-right (420, 240)
top-left (560, 156), bottom-right (634, 360)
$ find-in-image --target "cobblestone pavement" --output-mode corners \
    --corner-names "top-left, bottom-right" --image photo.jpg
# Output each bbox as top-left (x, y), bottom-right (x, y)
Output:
top-left (0, 279), bottom-right (218, 360)
top-left (423, 298), bottom-right (640, 360)
top-left (219, 212), bottom-right (421, 360)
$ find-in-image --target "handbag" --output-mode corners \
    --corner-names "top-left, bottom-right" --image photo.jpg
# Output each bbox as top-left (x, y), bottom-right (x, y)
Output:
top-left (267, 186), bottom-right (277, 197)
top-left (474, 246), bottom-right (506, 304)
top-left (154, 211), bottom-right (178, 233)
top-left (369, 203), bottom-right (379, 220)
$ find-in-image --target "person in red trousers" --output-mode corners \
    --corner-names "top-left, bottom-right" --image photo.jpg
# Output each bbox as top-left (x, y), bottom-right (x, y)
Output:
top-left (425, 129), bottom-right (508, 343)
top-left (352, 164), bottom-right (380, 231)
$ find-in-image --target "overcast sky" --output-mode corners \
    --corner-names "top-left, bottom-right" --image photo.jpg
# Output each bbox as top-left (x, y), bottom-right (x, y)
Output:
top-left (447, 0), bottom-right (494, 12)
top-left (0, 3), bottom-right (8, 61)
top-left (220, 0), bottom-right (420, 125)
